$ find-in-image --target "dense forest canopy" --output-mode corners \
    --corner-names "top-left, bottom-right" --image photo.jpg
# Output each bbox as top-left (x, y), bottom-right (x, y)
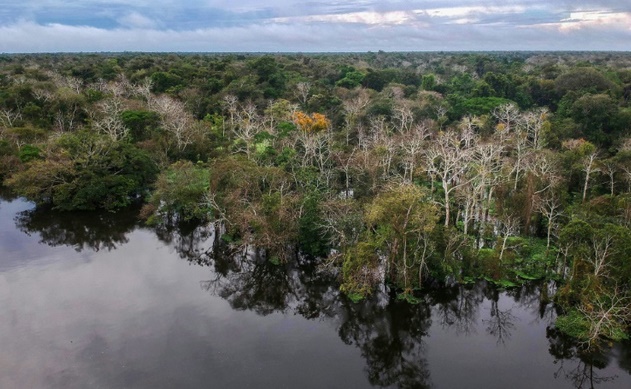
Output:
top-left (1, 51), bottom-right (630, 348)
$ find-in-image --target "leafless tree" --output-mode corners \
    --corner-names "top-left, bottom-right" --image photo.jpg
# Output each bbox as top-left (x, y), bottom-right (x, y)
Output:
top-left (590, 231), bottom-right (616, 278)
top-left (536, 194), bottom-right (563, 249)
top-left (425, 130), bottom-right (475, 227)
top-left (521, 107), bottom-right (548, 150)
top-left (295, 82), bottom-right (311, 107)
top-left (398, 122), bottom-right (430, 182)
top-left (577, 288), bottom-right (631, 349)
top-left (393, 103), bottom-right (414, 133)
top-left (582, 150), bottom-right (600, 202)
top-left (493, 103), bottom-right (520, 136)
top-left (498, 215), bottom-right (520, 263)
top-left (152, 95), bottom-right (197, 152)
top-left (91, 98), bottom-right (128, 141)
top-left (0, 107), bottom-right (22, 127)
top-left (600, 159), bottom-right (618, 196)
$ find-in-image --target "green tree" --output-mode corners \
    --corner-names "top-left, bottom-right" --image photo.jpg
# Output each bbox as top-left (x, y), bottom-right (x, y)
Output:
top-left (143, 160), bottom-right (211, 224)
top-left (342, 184), bottom-right (438, 297)
top-left (6, 132), bottom-right (157, 211)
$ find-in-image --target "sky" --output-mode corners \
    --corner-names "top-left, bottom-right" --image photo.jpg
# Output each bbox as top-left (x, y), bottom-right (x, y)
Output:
top-left (0, 1), bottom-right (630, 52)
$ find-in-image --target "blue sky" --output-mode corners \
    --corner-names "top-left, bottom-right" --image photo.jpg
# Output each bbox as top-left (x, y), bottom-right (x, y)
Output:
top-left (1, 1), bottom-right (630, 52)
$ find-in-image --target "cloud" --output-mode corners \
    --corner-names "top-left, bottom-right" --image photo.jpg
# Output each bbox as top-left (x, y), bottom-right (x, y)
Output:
top-left (1, 1), bottom-right (630, 52)
top-left (117, 12), bottom-right (158, 29)
top-left (530, 10), bottom-right (631, 34)
top-left (273, 10), bottom-right (421, 26)
top-left (558, 11), bottom-right (631, 31)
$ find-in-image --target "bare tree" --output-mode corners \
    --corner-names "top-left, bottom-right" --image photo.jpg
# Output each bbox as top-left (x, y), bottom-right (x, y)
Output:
top-left (600, 159), bottom-right (618, 196)
top-left (590, 231), bottom-right (616, 278)
top-left (91, 98), bottom-right (128, 141)
top-left (492, 103), bottom-right (520, 136)
top-left (342, 90), bottom-right (370, 145)
top-left (295, 82), bottom-right (311, 107)
top-left (582, 150), bottom-right (600, 202)
top-left (577, 288), bottom-right (631, 349)
top-left (521, 107), bottom-right (548, 150)
top-left (398, 122), bottom-right (430, 182)
top-left (498, 215), bottom-right (520, 263)
top-left (536, 194), bottom-right (563, 249)
top-left (232, 101), bottom-right (263, 160)
top-left (152, 95), bottom-right (197, 152)
top-left (0, 107), bottom-right (22, 127)
top-left (222, 94), bottom-right (239, 135)
top-left (425, 130), bottom-right (475, 227)
top-left (392, 103), bottom-right (414, 133)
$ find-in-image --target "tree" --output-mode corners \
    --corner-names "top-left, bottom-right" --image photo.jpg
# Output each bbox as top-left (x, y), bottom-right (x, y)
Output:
top-left (344, 183), bottom-right (438, 295)
top-left (563, 139), bottom-right (600, 202)
top-left (426, 130), bottom-right (475, 227)
top-left (151, 94), bottom-right (198, 152)
top-left (143, 160), bottom-right (212, 224)
top-left (295, 81), bottom-right (311, 107)
top-left (5, 131), bottom-right (157, 211)
top-left (536, 193), bottom-right (563, 250)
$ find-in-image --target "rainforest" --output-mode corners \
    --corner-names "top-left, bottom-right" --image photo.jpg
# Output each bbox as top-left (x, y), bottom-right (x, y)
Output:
top-left (1, 51), bottom-right (631, 353)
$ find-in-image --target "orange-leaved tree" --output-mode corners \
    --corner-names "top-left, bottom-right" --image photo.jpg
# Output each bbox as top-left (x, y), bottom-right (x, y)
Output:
top-left (292, 111), bottom-right (330, 134)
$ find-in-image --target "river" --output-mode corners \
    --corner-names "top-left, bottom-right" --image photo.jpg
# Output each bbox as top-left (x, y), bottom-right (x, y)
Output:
top-left (0, 195), bottom-right (629, 388)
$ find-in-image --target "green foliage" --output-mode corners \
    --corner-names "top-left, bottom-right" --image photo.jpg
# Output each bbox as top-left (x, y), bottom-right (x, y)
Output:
top-left (343, 183), bottom-right (438, 295)
top-left (209, 156), bottom-right (300, 261)
top-left (346, 292), bottom-right (365, 303)
top-left (121, 110), bottom-right (160, 141)
top-left (421, 74), bottom-right (436, 91)
top-left (556, 304), bottom-right (630, 347)
top-left (151, 71), bottom-right (183, 93)
top-left (6, 132), bottom-right (157, 211)
top-left (396, 292), bottom-right (422, 304)
top-left (555, 67), bottom-right (617, 95)
top-left (1, 53), bottom-right (631, 341)
top-left (556, 309), bottom-right (592, 339)
top-left (362, 69), bottom-right (403, 91)
top-left (449, 96), bottom-right (512, 119)
top-left (341, 240), bottom-right (381, 297)
top-left (18, 145), bottom-right (41, 162)
top-left (145, 160), bottom-right (211, 224)
top-left (336, 70), bottom-right (365, 89)
top-left (298, 193), bottom-right (329, 258)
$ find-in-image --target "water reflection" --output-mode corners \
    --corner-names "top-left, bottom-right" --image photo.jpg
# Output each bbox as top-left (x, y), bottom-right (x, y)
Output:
top-left (338, 298), bottom-right (432, 388)
top-left (548, 328), bottom-right (620, 388)
top-left (155, 221), bottom-right (631, 389)
top-left (14, 204), bottom-right (140, 252)
top-left (152, 221), bottom-right (434, 388)
top-left (429, 284), bottom-right (483, 335)
top-left (4, 199), bottom-right (631, 389)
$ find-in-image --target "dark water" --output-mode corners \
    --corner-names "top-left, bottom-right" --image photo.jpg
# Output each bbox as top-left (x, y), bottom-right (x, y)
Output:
top-left (1, 196), bottom-right (630, 389)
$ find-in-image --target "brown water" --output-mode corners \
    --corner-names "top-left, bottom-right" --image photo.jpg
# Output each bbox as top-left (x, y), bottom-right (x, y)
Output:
top-left (1, 195), bottom-right (630, 389)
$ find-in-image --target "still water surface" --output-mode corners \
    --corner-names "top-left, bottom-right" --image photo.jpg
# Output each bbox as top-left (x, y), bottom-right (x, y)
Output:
top-left (1, 196), bottom-right (630, 389)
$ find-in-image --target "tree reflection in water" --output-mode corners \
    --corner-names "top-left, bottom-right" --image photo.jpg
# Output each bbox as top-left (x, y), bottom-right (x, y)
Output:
top-left (338, 296), bottom-right (432, 388)
top-left (428, 283), bottom-right (484, 336)
top-left (548, 328), bottom-right (620, 388)
top-left (483, 288), bottom-right (518, 345)
top-left (12, 205), bottom-right (629, 389)
top-left (14, 204), bottom-right (140, 252)
top-left (158, 221), bottom-right (631, 389)
top-left (154, 221), bottom-right (433, 388)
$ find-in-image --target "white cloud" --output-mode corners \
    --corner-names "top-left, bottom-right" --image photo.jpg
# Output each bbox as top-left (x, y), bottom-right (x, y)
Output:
top-left (117, 12), bottom-right (158, 29)
top-left (535, 11), bottom-right (631, 32)
top-left (1, 2), bottom-right (631, 52)
top-left (420, 5), bottom-right (528, 19)
top-left (1, 18), bottom-right (630, 53)
top-left (273, 10), bottom-right (421, 26)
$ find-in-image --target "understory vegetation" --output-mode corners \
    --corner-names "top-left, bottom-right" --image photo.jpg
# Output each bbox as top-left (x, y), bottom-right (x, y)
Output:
top-left (1, 51), bottom-right (630, 348)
